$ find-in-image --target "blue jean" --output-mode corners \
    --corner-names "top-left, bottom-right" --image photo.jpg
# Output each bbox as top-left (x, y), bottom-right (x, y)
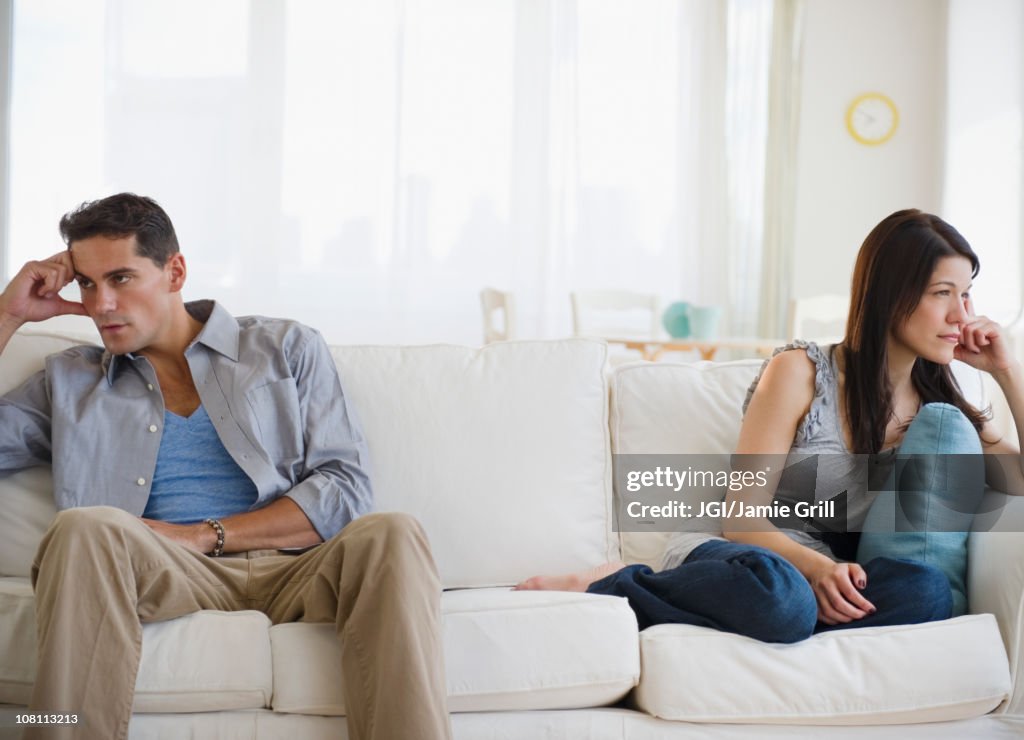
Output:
top-left (587, 540), bottom-right (952, 643)
top-left (857, 403), bottom-right (984, 616)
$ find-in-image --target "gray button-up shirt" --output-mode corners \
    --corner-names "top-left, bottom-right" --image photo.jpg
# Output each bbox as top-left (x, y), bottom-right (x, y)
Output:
top-left (0, 300), bottom-right (373, 540)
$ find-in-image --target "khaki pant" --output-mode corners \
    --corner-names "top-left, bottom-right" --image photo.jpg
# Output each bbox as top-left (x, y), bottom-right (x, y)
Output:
top-left (27, 506), bottom-right (452, 740)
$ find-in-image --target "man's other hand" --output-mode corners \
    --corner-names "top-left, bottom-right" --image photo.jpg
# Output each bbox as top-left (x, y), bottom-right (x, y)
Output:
top-left (0, 252), bottom-right (87, 327)
top-left (141, 518), bottom-right (217, 554)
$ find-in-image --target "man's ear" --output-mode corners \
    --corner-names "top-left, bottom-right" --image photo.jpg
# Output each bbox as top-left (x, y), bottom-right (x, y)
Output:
top-left (166, 253), bottom-right (187, 293)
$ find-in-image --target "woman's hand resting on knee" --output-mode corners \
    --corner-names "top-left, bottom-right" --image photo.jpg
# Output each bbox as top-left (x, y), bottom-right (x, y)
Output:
top-left (805, 559), bottom-right (876, 625)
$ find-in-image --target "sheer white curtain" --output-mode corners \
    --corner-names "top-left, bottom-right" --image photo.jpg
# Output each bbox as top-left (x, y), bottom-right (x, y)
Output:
top-left (6, 0), bottom-right (776, 345)
top-left (757, 0), bottom-right (803, 339)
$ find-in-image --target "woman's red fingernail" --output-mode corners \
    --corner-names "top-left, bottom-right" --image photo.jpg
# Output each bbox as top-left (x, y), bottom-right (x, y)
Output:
top-left (857, 580), bottom-right (866, 588)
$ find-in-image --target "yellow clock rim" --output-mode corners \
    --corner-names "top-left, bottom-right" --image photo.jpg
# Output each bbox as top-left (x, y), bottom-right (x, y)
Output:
top-left (845, 92), bottom-right (899, 146)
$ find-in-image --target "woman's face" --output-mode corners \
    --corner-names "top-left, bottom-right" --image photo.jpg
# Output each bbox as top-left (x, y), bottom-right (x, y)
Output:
top-left (891, 255), bottom-right (973, 364)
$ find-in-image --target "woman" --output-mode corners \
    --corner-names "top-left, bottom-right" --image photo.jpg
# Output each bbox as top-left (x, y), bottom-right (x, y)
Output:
top-left (517, 209), bottom-right (1024, 643)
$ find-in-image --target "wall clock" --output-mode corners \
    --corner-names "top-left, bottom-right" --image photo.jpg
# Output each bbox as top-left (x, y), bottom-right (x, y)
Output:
top-left (845, 92), bottom-right (899, 146)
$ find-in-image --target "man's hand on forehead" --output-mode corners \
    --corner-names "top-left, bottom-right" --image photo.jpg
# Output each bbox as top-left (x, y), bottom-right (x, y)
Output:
top-left (37, 251), bottom-right (77, 297)
top-left (0, 251), bottom-right (87, 325)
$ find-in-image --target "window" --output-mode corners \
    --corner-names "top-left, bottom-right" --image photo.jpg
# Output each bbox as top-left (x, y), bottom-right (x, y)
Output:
top-left (6, 1), bottom-right (776, 344)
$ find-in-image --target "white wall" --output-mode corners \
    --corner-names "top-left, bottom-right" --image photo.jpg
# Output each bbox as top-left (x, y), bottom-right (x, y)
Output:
top-left (944, 0), bottom-right (1023, 324)
top-left (792, 0), bottom-right (947, 299)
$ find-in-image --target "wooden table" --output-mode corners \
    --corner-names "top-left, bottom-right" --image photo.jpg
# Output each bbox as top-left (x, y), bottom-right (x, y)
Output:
top-left (604, 336), bottom-right (786, 361)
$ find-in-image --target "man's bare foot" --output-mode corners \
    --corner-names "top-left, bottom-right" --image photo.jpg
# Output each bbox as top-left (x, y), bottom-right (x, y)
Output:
top-left (513, 561), bottom-right (628, 592)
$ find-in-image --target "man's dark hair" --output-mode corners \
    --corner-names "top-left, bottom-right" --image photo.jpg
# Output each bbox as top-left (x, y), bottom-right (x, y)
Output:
top-left (59, 193), bottom-right (180, 267)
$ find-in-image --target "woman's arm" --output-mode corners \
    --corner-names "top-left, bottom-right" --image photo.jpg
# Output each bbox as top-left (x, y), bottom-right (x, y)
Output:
top-left (955, 301), bottom-right (1024, 494)
top-left (724, 349), bottom-right (876, 625)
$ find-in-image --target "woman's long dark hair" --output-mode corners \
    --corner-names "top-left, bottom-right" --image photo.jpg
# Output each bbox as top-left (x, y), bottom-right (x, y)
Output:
top-left (840, 209), bottom-right (990, 453)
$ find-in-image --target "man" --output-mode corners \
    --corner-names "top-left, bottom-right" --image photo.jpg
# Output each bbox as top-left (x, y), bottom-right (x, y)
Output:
top-left (0, 194), bottom-right (452, 740)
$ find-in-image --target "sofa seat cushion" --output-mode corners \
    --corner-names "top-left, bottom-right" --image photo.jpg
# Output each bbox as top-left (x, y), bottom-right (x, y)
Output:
top-left (270, 587), bottom-right (640, 715)
top-left (0, 578), bottom-right (274, 712)
top-left (634, 614), bottom-right (1010, 724)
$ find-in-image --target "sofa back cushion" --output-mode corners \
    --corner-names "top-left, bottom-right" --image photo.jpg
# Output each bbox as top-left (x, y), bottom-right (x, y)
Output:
top-left (0, 332), bottom-right (87, 577)
top-left (331, 340), bottom-right (617, 587)
top-left (610, 360), bottom-right (761, 567)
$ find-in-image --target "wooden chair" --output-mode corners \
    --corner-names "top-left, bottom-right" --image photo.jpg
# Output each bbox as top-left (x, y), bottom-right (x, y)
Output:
top-left (787, 294), bottom-right (849, 343)
top-left (570, 290), bottom-right (660, 339)
top-left (480, 288), bottom-right (515, 343)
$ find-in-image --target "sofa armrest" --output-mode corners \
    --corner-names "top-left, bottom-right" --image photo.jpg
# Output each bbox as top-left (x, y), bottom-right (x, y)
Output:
top-left (968, 492), bottom-right (1024, 714)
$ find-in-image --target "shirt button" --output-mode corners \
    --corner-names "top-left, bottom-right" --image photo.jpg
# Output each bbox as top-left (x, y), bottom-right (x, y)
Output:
top-left (148, 425), bottom-right (158, 433)
top-left (147, 384), bottom-right (154, 391)
top-left (137, 478), bottom-right (147, 486)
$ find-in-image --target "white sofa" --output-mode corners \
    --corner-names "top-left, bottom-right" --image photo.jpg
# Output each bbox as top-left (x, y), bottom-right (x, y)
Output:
top-left (0, 329), bottom-right (1022, 739)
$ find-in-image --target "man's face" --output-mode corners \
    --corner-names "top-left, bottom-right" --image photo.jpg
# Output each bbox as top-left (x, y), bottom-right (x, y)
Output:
top-left (69, 235), bottom-right (184, 355)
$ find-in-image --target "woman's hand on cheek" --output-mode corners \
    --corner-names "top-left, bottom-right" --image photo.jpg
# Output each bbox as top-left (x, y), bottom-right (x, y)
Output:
top-left (955, 314), bottom-right (1016, 373)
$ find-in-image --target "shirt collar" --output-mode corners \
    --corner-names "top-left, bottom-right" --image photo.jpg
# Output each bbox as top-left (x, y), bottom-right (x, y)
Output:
top-left (101, 300), bottom-right (240, 385)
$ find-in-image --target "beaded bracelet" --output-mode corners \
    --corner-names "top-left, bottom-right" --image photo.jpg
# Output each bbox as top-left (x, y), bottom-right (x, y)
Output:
top-left (204, 518), bottom-right (225, 557)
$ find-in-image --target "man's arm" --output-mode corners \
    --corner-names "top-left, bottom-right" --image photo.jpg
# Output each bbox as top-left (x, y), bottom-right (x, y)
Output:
top-left (280, 326), bottom-right (374, 538)
top-left (142, 496), bottom-right (322, 554)
top-left (0, 252), bottom-right (86, 471)
top-left (0, 313), bottom-right (20, 353)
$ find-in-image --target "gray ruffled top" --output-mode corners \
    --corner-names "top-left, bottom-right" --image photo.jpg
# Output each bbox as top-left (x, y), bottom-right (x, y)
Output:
top-left (742, 340), bottom-right (844, 451)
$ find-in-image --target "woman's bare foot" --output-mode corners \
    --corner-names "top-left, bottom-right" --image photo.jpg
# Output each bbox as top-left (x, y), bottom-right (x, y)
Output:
top-left (514, 561), bottom-right (628, 592)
